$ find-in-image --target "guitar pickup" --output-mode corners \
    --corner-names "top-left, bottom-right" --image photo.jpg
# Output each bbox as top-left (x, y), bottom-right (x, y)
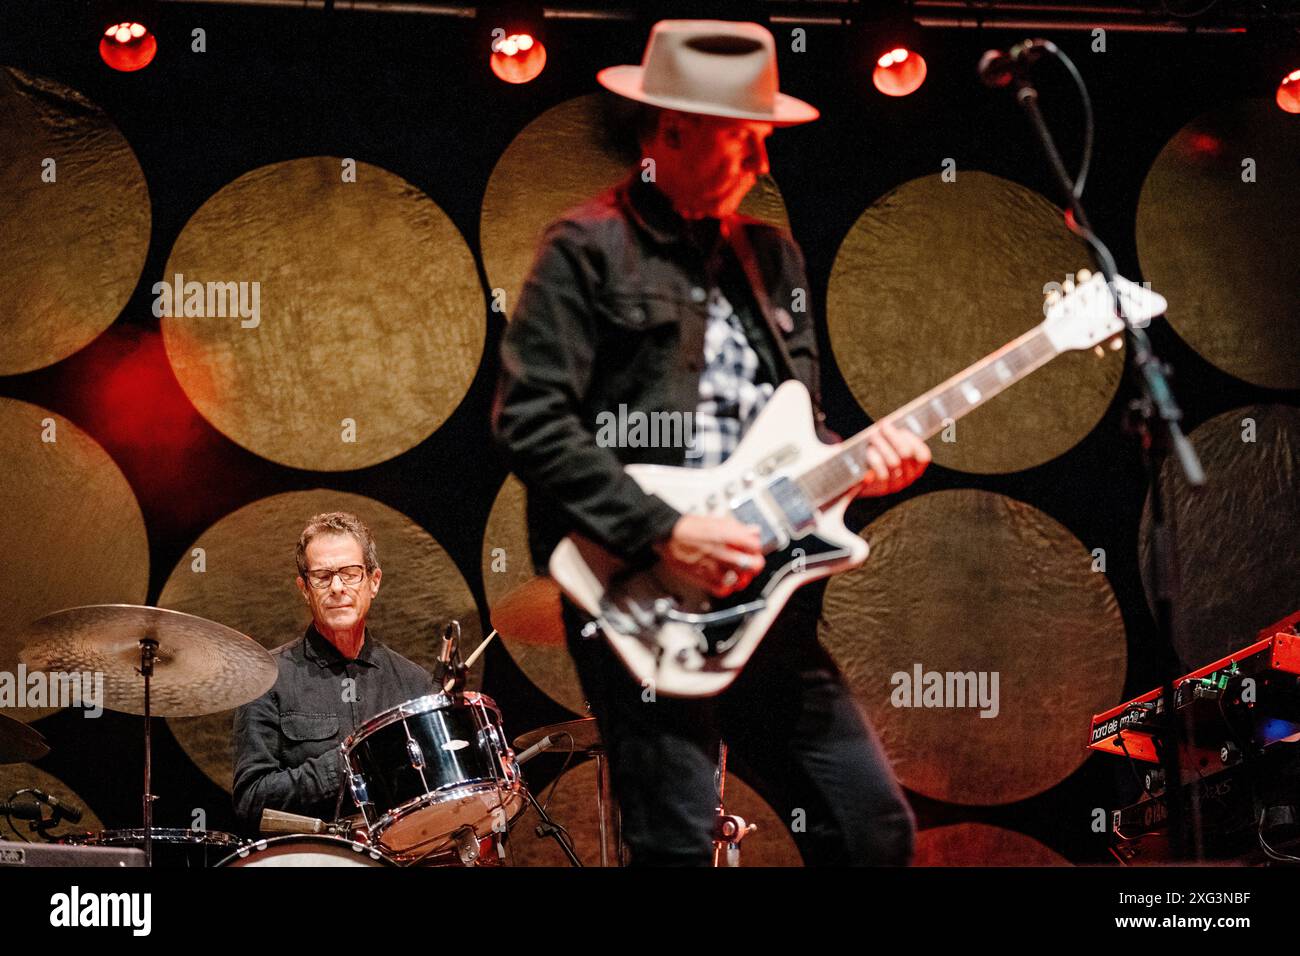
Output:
top-left (731, 498), bottom-right (783, 551)
top-left (765, 477), bottom-right (816, 534)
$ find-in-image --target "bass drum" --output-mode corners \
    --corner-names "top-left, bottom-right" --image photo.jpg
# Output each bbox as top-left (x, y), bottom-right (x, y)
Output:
top-left (216, 835), bottom-right (395, 867)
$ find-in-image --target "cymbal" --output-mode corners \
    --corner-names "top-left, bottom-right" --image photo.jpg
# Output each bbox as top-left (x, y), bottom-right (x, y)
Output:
top-left (491, 576), bottom-right (567, 647)
top-left (0, 713), bottom-right (49, 764)
top-left (18, 605), bottom-right (277, 718)
top-left (514, 717), bottom-right (601, 755)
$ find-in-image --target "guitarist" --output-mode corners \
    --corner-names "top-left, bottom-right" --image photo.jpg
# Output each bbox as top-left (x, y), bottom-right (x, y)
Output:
top-left (493, 20), bottom-right (931, 866)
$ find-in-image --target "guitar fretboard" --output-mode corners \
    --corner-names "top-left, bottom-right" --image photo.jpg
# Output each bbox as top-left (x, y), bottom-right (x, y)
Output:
top-left (799, 325), bottom-right (1060, 507)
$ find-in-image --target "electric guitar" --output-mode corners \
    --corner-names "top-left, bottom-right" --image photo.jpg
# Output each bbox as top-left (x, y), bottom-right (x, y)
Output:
top-left (549, 273), bottom-right (1167, 697)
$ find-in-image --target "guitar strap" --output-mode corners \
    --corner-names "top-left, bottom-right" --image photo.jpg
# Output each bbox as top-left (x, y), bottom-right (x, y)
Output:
top-left (724, 217), bottom-right (799, 385)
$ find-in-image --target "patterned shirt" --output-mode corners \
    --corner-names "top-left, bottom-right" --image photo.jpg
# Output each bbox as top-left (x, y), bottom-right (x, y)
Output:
top-left (683, 286), bottom-right (775, 469)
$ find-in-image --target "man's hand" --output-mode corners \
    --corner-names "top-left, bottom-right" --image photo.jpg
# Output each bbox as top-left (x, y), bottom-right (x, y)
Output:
top-left (854, 421), bottom-right (931, 497)
top-left (654, 514), bottom-right (763, 598)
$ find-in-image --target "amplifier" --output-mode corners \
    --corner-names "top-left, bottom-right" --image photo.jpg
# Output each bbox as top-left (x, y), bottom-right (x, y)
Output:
top-left (0, 840), bottom-right (145, 867)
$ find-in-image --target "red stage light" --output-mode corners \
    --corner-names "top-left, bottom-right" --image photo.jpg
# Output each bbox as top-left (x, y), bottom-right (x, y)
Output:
top-left (873, 46), bottom-right (927, 97)
top-left (1278, 68), bottom-right (1300, 114)
top-left (490, 32), bottom-right (546, 84)
top-left (99, 21), bottom-right (157, 72)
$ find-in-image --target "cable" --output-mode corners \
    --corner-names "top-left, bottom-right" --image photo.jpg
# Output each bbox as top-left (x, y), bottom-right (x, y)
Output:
top-left (3, 790), bottom-right (35, 843)
top-left (1257, 808), bottom-right (1300, 863)
top-left (1160, 0), bottom-right (1223, 19)
top-left (1050, 42), bottom-right (1095, 200)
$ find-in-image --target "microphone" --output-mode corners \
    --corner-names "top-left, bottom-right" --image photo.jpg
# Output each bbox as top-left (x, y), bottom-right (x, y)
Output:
top-left (515, 734), bottom-right (558, 765)
top-left (436, 620), bottom-right (461, 690)
top-left (1, 793), bottom-right (43, 821)
top-left (978, 39), bottom-right (1054, 89)
top-left (36, 790), bottom-right (83, 824)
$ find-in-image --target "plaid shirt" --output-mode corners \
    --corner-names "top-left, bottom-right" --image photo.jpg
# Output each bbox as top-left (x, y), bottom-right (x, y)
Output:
top-left (684, 286), bottom-right (775, 469)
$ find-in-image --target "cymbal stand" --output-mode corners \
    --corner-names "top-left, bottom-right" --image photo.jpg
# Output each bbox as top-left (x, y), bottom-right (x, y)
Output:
top-left (711, 740), bottom-right (755, 867)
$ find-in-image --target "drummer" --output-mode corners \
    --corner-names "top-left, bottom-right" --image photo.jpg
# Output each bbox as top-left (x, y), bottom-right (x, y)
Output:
top-left (232, 512), bottom-right (436, 832)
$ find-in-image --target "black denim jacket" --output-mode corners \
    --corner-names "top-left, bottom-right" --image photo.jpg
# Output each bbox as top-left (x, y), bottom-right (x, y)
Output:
top-left (493, 171), bottom-right (834, 569)
top-left (231, 625), bottom-right (434, 832)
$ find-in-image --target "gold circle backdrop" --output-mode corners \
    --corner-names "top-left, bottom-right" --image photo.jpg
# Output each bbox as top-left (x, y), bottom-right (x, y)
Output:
top-left (0, 398), bottom-right (150, 722)
top-left (1140, 404), bottom-right (1300, 667)
top-left (0, 67), bottom-right (151, 375)
top-left (482, 475), bottom-right (586, 714)
top-left (818, 489), bottom-right (1126, 806)
top-left (914, 823), bottom-right (1069, 866)
top-left (506, 759), bottom-right (801, 866)
top-left (826, 171), bottom-right (1124, 473)
top-left (158, 490), bottom-right (483, 792)
top-left (1136, 99), bottom-right (1300, 390)
top-left (480, 94), bottom-right (790, 317)
top-left (160, 157), bottom-right (484, 470)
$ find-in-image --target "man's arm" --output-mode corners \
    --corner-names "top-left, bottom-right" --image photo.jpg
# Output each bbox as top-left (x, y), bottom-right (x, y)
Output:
top-left (231, 691), bottom-right (341, 831)
top-left (493, 219), bottom-right (681, 563)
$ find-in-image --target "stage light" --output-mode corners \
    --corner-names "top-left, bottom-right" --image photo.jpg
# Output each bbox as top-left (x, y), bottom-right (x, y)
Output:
top-left (1278, 68), bottom-right (1300, 113)
top-left (490, 31), bottom-right (547, 84)
top-left (873, 46), bottom-right (927, 97)
top-left (858, 4), bottom-right (928, 97)
top-left (99, 20), bottom-right (157, 72)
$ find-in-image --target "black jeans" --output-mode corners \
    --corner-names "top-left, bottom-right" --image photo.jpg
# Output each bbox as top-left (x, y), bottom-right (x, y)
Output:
top-left (564, 590), bottom-right (916, 866)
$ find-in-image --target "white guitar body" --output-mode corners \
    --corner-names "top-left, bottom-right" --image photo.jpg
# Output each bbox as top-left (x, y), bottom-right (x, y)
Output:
top-left (551, 380), bottom-right (866, 697)
top-left (548, 272), bottom-right (1168, 698)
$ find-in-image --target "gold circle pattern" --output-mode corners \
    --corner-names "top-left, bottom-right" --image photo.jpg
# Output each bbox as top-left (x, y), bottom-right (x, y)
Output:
top-left (0, 398), bottom-right (150, 723)
top-left (1136, 99), bottom-right (1300, 390)
top-left (1140, 404), bottom-right (1300, 667)
top-left (161, 157), bottom-right (484, 470)
top-left (0, 67), bottom-right (151, 375)
top-left (826, 171), bottom-right (1124, 474)
top-left (818, 489), bottom-right (1126, 806)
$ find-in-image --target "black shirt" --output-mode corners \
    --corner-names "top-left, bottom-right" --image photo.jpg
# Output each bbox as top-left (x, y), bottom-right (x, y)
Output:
top-left (231, 624), bottom-right (435, 832)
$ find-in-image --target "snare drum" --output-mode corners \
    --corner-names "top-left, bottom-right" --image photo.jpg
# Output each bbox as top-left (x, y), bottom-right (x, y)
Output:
top-left (341, 692), bottom-right (525, 858)
top-left (217, 834), bottom-right (394, 867)
top-left (64, 828), bottom-right (245, 868)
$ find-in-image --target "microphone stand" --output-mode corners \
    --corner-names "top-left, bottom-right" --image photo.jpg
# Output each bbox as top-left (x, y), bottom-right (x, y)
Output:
top-left (1006, 48), bottom-right (1206, 860)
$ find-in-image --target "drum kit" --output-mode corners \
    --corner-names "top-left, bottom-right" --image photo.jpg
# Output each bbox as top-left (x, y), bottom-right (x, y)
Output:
top-left (2, 580), bottom-right (759, 867)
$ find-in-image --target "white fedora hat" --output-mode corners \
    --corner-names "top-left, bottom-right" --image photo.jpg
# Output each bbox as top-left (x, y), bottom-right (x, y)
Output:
top-left (597, 19), bottom-right (819, 126)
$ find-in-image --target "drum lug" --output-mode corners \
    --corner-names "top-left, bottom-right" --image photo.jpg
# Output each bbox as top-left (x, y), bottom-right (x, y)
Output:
top-left (348, 772), bottom-right (371, 808)
top-left (406, 737), bottom-right (426, 770)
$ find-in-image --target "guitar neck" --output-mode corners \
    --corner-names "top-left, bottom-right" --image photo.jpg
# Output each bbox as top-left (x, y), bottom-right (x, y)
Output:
top-left (800, 324), bottom-right (1062, 508)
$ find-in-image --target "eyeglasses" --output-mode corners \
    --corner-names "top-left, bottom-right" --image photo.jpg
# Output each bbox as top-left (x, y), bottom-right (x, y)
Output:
top-left (303, 565), bottom-right (368, 589)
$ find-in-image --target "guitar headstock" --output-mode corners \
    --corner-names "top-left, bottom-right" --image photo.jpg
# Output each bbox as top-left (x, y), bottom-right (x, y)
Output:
top-left (1042, 273), bottom-right (1167, 352)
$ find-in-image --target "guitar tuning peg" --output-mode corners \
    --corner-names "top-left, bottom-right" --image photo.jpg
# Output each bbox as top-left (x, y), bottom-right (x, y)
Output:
top-left (1093, 345), bottom-right (1106, 358)
top-left (1109, 335), bottom-right (1124, 351)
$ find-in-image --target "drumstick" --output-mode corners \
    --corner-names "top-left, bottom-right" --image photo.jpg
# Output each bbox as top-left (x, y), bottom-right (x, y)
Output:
top-left (462, 629), bottom-right (497, 670)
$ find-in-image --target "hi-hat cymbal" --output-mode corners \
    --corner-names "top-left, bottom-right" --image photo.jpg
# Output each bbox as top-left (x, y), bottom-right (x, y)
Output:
top-left (18, 605), bottom-right (277, 718)
top-left (514, 717), bottom-right (600, 755)
top-left (492, 576), bottom-right (567, 648)
top-left (0, 713), bottom-right (49, 764)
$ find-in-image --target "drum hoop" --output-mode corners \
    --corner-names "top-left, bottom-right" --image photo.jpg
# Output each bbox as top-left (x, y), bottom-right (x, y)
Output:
top-left (215, 834), bottom-right (393, 867)
top-left (340, 691), bottom-right (502, 754)
top-left (373, 780), bottom-right (527, 848)
top-left (78, 828), bottom-right (245, 847)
